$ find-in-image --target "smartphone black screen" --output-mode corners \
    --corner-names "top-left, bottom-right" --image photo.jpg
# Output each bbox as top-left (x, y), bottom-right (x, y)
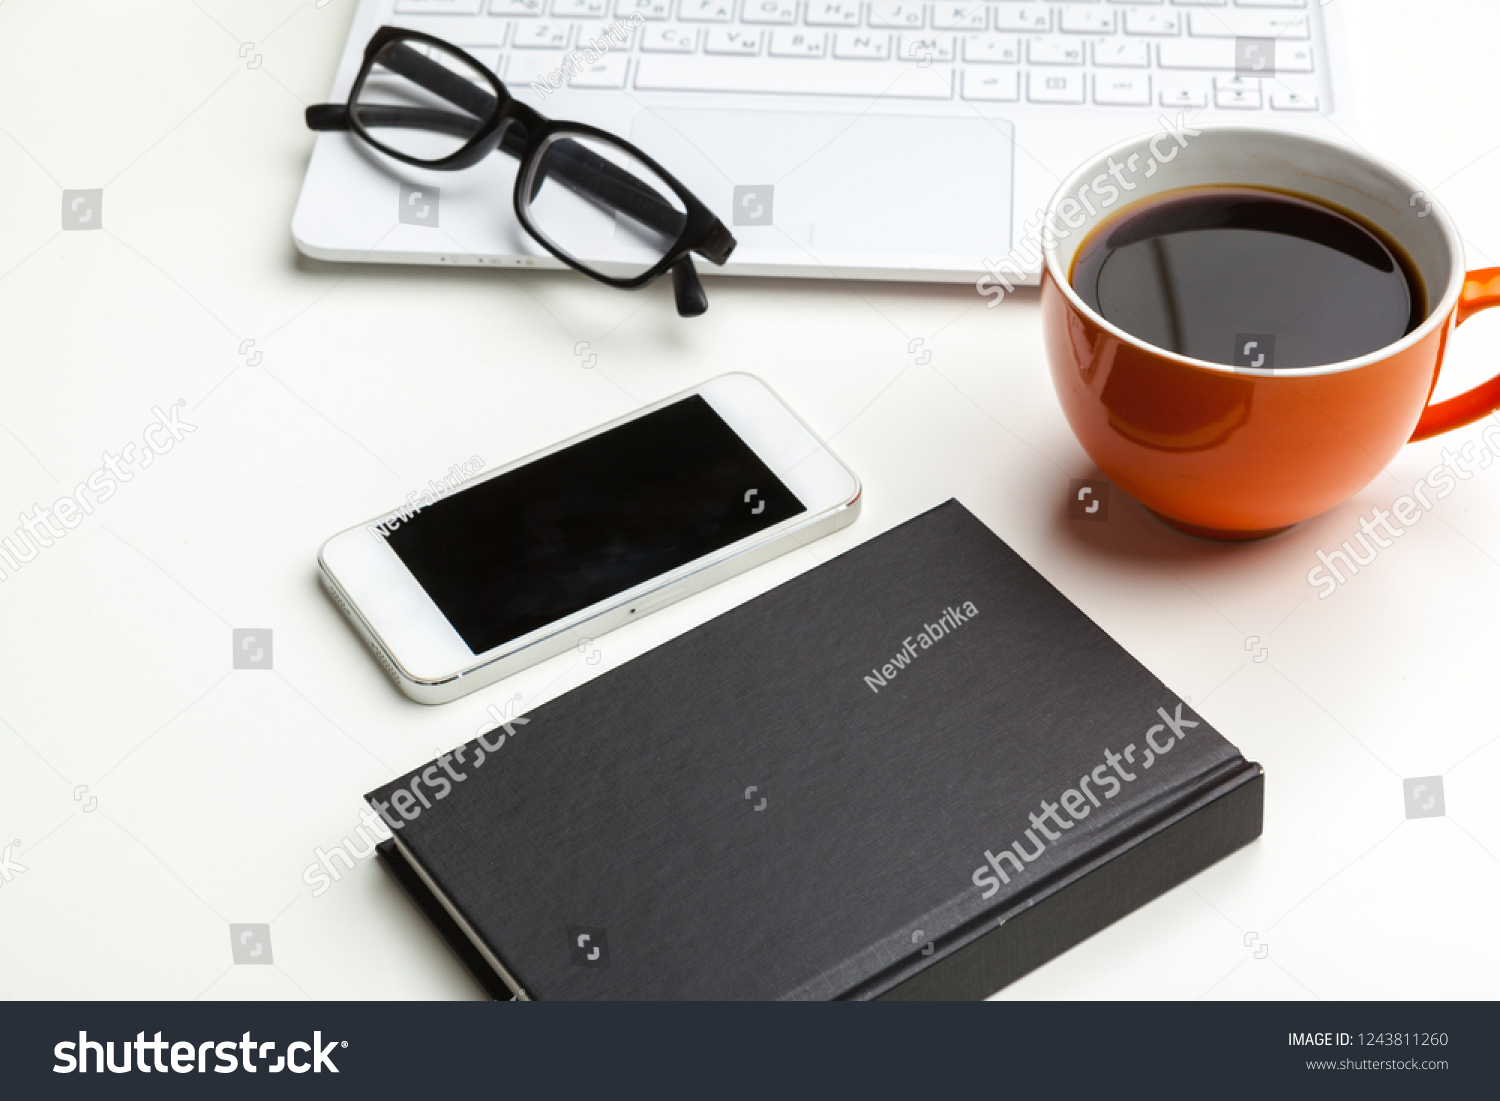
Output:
top-left (380, 395), bottom-right (806, 655)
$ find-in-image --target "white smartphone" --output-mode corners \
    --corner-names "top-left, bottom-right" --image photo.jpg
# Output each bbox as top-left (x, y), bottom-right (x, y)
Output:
top-left (319, 374), bottom-right (861, 704)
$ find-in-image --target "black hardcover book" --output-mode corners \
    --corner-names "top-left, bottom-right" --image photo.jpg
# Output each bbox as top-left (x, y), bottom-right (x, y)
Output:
top-left (369, 500), bottom-right (1263, 1000)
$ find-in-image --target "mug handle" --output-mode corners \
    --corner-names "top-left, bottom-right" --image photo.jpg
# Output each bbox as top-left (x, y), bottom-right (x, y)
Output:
top-left (1410, 267), bottom-right (1500, 441)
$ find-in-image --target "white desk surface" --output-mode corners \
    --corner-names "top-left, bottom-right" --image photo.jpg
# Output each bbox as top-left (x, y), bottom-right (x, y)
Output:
top-left (2, 0), bottom-right (1498, 1001)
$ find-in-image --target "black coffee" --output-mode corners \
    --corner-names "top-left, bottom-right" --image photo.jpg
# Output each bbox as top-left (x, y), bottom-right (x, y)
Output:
top-left (1070, 186), bottom-right (1425, 370)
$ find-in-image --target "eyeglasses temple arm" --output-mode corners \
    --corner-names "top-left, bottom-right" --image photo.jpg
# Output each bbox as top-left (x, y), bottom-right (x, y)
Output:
top-left (307, 103), bottom-right (483, 140)
top-left (695, 221), bottom-right (735, 266)
top-left (381, 43), bottom-right (499, 119)
top-left (306, 104), bottom-right (350, 130)
top-left (533, 139), bottom-right (688, 238)
top-left (672, 257), bottom-right (709, 317)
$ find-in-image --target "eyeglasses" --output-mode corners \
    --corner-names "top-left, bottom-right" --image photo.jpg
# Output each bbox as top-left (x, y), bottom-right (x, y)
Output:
top-left (306, 26), bottom-right (736, 317)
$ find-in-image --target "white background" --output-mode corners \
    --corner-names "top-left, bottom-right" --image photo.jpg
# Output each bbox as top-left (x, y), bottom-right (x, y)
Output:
top-left (1, 0), bottom-right (1498, 1001)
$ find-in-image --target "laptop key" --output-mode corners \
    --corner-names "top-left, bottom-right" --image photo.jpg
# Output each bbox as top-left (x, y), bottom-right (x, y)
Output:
top-left (769, 29), bottom-right (827, 56)
top-left (616, 0), bottom-right (672, 20)
top-left (1159, 38), bottom-right (1313, 71)
top-left (833, 31), bottom-right (890, 58)
top-left (394, 0), bottom-right (483, 13)
top-left (506, 50), bottom-right (566, 84)
top-left (1059, 6), bottom-right (1114, 34)
top-left (634, 55), bottom-right (954, 96)
top-left (578, 20), bottom-right (636, 47)
top-left (1093, 72), bottom-right (1150, 106)
top-left (804, 0), bottom-right (860, 26)
top-left (1028, 70), bottom-right (1084, 103)
top-left (1028, 36), bottom-right (1084, 65)
top-left (1158, 77), bottom-right (1209, 108)
top-left (743, 0), bottom-right (799, 24)
top-left (1187, 11), bottom-right (1309, 38)
top-left (513, 21), bottom-right (572, 47)
top-left (570, 54), bottom-right (631, 86)
top-left (679, 0), bottom-right (735, 19)
top-left (994, 4), bottom-right (1049, 32)
top-left (961, 68), bottom-right (1018, 101)
top-left (705, 27), bottom-right (764, 53)
top-left (1124, 10), bottom-right (1180, 36)
top-left (1214, 74), bottom-right (1262, 108)
top-left (1271, 90), bottom-right (1319, 110)
top-left (641, 25), bottom-right (699, 50)
top-left (1093, 38), bottom-right (1148, 67)
top-left (961, 33), bottom-right (1019, 64)
top-left (897, 34), bottom-right (954, 63)
top-left (931, 3), bottom-right (985, 31)
top-left (868, 2), bottom-right (924, 29)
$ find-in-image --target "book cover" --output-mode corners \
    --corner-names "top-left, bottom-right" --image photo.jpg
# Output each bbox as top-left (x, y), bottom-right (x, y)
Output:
top-left (368, 499), bottom-right (1263, 999)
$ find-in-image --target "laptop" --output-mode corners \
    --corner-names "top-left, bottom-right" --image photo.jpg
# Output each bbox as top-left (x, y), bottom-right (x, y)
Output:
top-left (292, 0), bottom-right (1359, 285)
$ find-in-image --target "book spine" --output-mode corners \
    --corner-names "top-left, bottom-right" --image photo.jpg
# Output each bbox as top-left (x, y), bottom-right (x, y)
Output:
top-left (863, 761), bottom-right (1265, 1001)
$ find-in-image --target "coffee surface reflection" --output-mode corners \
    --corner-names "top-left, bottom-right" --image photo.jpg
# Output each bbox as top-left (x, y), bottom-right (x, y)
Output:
top-left (1070, 186), bottom-right (1426, 371)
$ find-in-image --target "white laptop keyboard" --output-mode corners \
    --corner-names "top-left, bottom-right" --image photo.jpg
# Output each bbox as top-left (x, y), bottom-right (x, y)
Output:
top-left (390, 0), bottom-right (1324, 110)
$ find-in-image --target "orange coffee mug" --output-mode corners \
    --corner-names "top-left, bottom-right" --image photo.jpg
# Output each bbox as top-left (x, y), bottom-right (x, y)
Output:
top-left (1039, 126), bottom-right (1500, 540)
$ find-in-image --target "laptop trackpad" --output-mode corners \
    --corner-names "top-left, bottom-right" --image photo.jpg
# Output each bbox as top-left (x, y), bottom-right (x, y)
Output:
top-left (628, 108), bottom-right (1013, 261)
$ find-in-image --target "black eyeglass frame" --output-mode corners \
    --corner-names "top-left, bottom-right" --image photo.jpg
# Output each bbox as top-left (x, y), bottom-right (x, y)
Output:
top-left (311, 26), bottom-right (735, 298)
